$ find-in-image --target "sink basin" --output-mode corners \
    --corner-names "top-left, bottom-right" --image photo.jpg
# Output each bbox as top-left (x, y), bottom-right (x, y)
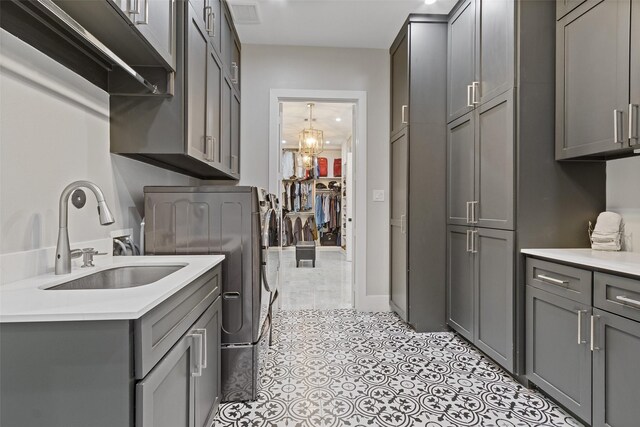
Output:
top-left (47, 265), bottom-right (186, 290)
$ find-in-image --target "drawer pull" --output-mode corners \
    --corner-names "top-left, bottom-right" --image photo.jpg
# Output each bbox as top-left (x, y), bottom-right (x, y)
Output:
top-left (537, 274), bottom-right (569, 286)
top-left (616, 295), bottom-right (640, 308)
top-left (223, 292), bottom-right (240, 300)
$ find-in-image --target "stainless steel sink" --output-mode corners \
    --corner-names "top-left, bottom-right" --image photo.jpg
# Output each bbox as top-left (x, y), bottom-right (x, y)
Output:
top-left (47, 265), bottom-right (185, 290)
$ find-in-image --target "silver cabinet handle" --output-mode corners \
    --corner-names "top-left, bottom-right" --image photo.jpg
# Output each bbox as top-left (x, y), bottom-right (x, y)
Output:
top-left (194, 328), bottom-right (207, 369)
top-left (614, 109), bottom-right (624, 144)
top-left (472, 81), bottom-right (480, 105)
top-left (188, 331), bottom-right (204, 377)
top-left (466, 229), bottom-right (472, 252)
top-left (577, 310), bottom-right (587, 344)
top-left (211, 11), bottom-right (216, 36)
top-left (536, 274), bottom-right (569, 286)
top-left (630, 104), bottom-right (639, 145)
top-left (205, 136), bottom-right (216, 161)
top-left (467, 85), bottom-right (473, 107)
top-left (400, 214), bottom-right (406, 234)
top-left (466, 201), bottom-right (471, 223)
top-left (127, 0), bottom-right (141, 16)
top-left (471, 230), bottom-right (478, 253)
top-left (590, 315), bottom-right (600, 352)
top-left (204, 5), bottom-right (213, 34)
top-left (616, 295), bottom-right (640, 308)
top-left (135, 0), bottom-right (149, 25)
top-left (401, 105), bottom-right (408, 124)
top-left (231, 62), bottom-right (239, 84)
top-left (471, 201), bottom-right (478, 224)
top-left (231, 154), bottom-right (238, 172)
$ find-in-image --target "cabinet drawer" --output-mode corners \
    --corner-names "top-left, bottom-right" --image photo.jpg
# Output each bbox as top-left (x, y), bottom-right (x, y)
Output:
top-left (134, 265), bottom-right (221, 379)
top-left (526, 258), bottom-right (592, 304)
top-left (594, 272), bottom-right (640, 322)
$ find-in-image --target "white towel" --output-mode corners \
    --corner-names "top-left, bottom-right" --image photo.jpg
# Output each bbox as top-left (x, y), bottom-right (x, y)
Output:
top-left (590, 212), bottom-right (622, 251)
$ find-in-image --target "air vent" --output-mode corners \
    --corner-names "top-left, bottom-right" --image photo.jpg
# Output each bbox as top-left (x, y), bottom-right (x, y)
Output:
top-left (229, 2), bottom-right (261, 24)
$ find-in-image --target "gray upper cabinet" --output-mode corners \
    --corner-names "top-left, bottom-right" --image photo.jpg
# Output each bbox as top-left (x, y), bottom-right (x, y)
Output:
top-left (221, 7), bottom-right (240, 93)
top-left (592, 308), bottom-right (640, 427)
top-left (526, 285), bottom-right (592, 423)
top-left (447, 112), bottom-right (475, 226)
top-left (476, 0), bottom-right (514, 105)
top-left (474, 228), bottom-right (514, 370)
top-left (556, 0), bottom-right (632, 160)
top-left (131, 0), bottom-right (177, 70)
top-left (475, 91), bottom-right (514, 230)
top-left (110, 0), bottom-right (241, 180)
top-left (447, 226), bottom-right (474, 341)
top-left (447, 0), bottom-right (475, 123)
top-left (631, 0), bottom-right (640, 148)
top-left (391, 33), bottom-right (409, 135)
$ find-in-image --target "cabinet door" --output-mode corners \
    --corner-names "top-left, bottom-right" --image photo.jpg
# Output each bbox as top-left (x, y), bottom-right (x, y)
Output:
top-left (390, 29), bottom-right (409, 135)
top-left (194, 297), bottom-right (222, 427)
top-left (447, 225), bottom-right (474, 341)
top-left (475, 91), bottom-right (514, 230)
top-left (221, 8), bottom-right (234, 76)
top-left (231, 37), bottom-right (241, 92)
top-left (186, 5), bottom-right (209, 162)
top-left (136, 332), bottom-right (196, 427)
top-left (220, 76), bottom-right (232, 170)
top-left (631, 0), bottom-right (640, 148)
top-left (476, 0), bottom-right (513, 105)
top-left (556, 0), bottom-right (631, 159)
top-left (447, 0), bottom-right (475, 123)
top-left (474, 228), bottom-right (514, 371)
top-left (133, 0), bottom-right (176, 70)
top-left (592, 308), bottom-right (640, 427)
top-left (206, 47), bottom-right (222, 164)
top-left (526, 286), bottom-right (592, 424)
top-left (390, 130), bottom-right (409, 321)
top-left (231, 92), bottom-right (240, 174)
top-left (447, 112), bottom-right (475, 226)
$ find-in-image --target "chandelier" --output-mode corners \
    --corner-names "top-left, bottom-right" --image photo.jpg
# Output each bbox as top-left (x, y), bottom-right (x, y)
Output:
top-left (298, 103), bottom-right (324, 165)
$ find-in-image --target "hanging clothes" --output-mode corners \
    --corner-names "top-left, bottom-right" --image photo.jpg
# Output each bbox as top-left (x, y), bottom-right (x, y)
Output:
top-left (293, 216), bottom-right (303, 245)
top-left (282, 151), bottom-right (295, 179)
top-left (283, 216), bottom-right (293, 246)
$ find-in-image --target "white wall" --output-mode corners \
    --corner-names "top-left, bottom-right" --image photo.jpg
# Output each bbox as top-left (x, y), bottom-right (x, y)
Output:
top-left (0, 31), bottom-right (196, 262)
top-left (239, 44), bottom-right (390, 297)
top-left (607, 156), bottom-right (640, 252)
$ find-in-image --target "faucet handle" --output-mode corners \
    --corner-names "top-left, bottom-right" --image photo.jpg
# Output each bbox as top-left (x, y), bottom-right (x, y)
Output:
top-left (80, 248), bottom-right (106, 268)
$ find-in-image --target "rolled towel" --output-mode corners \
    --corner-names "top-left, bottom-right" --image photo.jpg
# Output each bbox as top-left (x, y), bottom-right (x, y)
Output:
top-left (590, 212), bottom-right (622, 251)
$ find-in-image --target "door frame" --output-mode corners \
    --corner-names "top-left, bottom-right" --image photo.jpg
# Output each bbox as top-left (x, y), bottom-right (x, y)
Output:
top-left (269, 89), bottom-right (380, 311)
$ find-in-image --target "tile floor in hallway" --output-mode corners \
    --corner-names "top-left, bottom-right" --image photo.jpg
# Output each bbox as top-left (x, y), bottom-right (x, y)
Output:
top-left (214, 250), bottom-right (581, 427)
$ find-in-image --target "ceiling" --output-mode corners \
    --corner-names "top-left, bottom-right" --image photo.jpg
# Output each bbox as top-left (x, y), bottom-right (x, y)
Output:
top-left (281, 102), bottom-right (354, 150)
top-left (228, 0), bottom-right (457, 49)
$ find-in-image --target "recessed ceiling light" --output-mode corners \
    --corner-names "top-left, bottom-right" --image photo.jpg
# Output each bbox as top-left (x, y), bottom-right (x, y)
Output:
top-left (424, 0), bottom-right (437, 4)
top-left (281, 140), bottom-right (286, 144)
top-left (335, 118), bottom-right (342, 122)
top-left (326, 141), bottom-right (331, 144)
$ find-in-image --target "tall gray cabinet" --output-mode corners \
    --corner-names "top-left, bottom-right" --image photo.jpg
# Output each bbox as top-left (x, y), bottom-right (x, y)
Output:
top-left (389, 15), bottom-right (448, 332)
top-left (111, 0), bottom-right (241, 180)
top-left (445, 0), bottom-right (606, 374)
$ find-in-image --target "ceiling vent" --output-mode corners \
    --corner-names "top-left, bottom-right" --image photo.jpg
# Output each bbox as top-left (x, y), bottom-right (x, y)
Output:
top-left (229, 2), bottom-right (261, 25)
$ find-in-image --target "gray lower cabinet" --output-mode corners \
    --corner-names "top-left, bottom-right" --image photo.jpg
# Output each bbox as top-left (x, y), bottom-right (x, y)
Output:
top-left (0, 266), bottom-right (223, 427)
top-left (447, 226), bottom-right (474, 340)
top-left (526, 285), bottom-right (592, 423)
top-left (556, 0), bottom-right (633, 159)
top-left (525, 257), bottom-right (640, 426)
top-left (447, 226), bottom-right (514, 371)
top-left (592, 308), bottom-right (640, 427)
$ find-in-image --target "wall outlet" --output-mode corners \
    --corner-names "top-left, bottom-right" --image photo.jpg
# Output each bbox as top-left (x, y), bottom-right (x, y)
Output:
top-left (372, 190), bottom-right (385, 202)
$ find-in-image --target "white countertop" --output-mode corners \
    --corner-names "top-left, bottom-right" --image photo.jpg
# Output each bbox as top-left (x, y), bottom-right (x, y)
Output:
top-left (521, 249), bottom-right (640, 277)
top-left (0, 255), bottom-right (224, 323)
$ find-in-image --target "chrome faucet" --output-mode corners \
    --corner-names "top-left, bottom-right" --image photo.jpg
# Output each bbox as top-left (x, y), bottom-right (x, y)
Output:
top-left (55, 181), bottom-right (115, 275)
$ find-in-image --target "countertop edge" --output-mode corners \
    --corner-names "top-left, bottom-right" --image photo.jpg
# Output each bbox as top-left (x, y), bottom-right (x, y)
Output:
top-left (521, 249), bottom-right (640, 278)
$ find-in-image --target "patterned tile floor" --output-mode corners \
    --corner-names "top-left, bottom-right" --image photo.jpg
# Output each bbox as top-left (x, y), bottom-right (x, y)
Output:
top-left (214, 309), bottom-right (582, 427)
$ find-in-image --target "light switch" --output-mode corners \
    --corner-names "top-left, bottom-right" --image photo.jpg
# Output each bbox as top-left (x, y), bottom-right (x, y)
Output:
top-left (372, 190), bottom-right (385, 202)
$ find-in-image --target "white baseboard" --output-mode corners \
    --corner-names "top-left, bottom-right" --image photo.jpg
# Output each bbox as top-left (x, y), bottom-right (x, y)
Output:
top-left (355, 294), bottom-right (390, 312)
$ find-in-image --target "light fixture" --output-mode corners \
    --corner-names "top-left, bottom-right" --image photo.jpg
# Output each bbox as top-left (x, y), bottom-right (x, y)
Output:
top-left (424, 0), bottom-right (437, 4)
top-left (326, 140), bottom-right (331, 145)
top-left (335, 117), bottom-right (342, 122)
top-left (298, 103), bottom-right (324, 168)
top-left (281, 140), bottom-right (286, 144)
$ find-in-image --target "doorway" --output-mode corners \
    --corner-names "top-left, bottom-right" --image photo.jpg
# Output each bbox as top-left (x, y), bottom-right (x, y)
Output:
top-left (269, 90), bottom-right (368, 310)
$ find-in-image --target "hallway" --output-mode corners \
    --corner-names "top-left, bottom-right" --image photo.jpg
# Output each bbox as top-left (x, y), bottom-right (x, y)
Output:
top-left (214, 308), bottom-right (580, 427)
